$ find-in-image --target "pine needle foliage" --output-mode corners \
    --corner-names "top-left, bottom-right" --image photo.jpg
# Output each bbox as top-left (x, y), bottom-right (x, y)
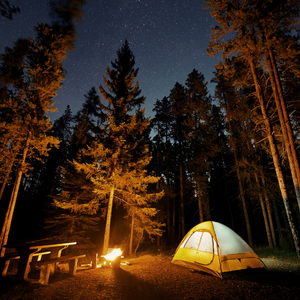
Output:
top-left (46, 107), bottom-right (101, 244)
top-left (52, 40), bottom-right (164, 250)
top-left (0, 24), bottom-right (68, 252)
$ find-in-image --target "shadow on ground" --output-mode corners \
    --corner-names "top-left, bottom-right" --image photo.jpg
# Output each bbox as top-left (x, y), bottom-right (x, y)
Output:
top-left (96, 267), bottom-right (170, 300)
top-left (223, 268), bottom-right (300, 288)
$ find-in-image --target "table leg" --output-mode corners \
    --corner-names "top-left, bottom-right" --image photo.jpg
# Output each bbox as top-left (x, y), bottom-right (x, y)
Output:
top-left (39, 264), bottom-right (51, 285)
top-left (49, 246), bottom-right (68, 273)
top-left (1, 259), bottom-right (10, 276)
top-left (17, 249), bottom-right (40, 280)
top-left (92, 253), bottom-right (98, 269)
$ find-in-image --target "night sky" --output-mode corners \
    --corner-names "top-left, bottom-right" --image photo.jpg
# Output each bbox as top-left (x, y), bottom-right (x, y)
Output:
top-left (0, 0), bottom-right (220, 121)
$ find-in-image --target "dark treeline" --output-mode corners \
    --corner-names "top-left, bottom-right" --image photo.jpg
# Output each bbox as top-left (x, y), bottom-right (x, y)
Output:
top-left (1, 0), bottom-right (300, 257)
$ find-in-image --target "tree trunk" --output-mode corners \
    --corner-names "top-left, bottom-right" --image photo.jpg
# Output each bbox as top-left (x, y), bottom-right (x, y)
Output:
top-left (172, 196), bottom-right (175, 243)
top-left (0, 132), bottom-right (31, 257)
top-left (166, 195), bottom-right (170, 239)
top-left (156, 213), bottom-right (161, 247)
top-left (237, 167), bottom-right (252, 246)
top-left (166, 169), bottom-right (171, 239)
top-left (266, 53), bottom-right (300, 211)
top-left (156, 177), bottom-right (160, 247)
top-left (129, 210), bottom-right (135, 255)
top-left (179, 161), bottom-right (185, 239)
top-left (102, 187), bottom-right (114, 256)
top-left (260, 169), bottom-right (277, 247)
top-left (268, 45), bottom-right (300, 189)
top-left (196, 181), bottom-right (203, 223)
top-left (221, 161), bottom-right (235, 230)
top-left (249, 57), bottom-right (300, 257)
top-left (172, 163), bottom-right (176, 243)
top-left (272, 198), bottom-right (283, 242)
top-left (70, 218), bottom-right (75, 234)
top-left (253, 171), bottom-right (273, 248)
top-left (0, 178), bottom-right (17, 256)
top-left (246, 133), bottom-right (273, 248)
top-left (134, 230), bottom-right (143, 255)
top-left (0, 161), bottom-right (14, 202)
top-left (224, 95), bottom-right (253, 246)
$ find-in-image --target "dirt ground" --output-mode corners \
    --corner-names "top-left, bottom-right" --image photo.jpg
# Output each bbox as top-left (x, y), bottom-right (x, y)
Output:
top-left (0, 255), bottom-right (300, 300)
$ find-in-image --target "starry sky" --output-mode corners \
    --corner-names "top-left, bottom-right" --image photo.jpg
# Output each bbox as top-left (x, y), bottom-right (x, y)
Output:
top-left (0, 0), bottom-right (220, 122)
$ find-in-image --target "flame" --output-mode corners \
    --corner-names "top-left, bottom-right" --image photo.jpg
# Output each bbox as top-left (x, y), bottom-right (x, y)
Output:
top-left (103, 248), bottom-right (122, 261)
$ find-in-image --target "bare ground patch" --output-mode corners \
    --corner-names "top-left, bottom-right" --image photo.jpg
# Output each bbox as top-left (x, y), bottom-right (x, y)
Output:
top-left (0, 255), bottom-right (299, 300)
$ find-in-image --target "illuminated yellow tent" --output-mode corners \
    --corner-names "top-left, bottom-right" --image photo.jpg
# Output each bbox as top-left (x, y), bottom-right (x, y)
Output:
top-left (171, 221), bottom-right (265, 278)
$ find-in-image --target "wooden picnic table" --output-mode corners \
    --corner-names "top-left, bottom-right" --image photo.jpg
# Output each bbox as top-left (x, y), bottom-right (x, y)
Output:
top-left (4, 241), bottom-right (77, 281)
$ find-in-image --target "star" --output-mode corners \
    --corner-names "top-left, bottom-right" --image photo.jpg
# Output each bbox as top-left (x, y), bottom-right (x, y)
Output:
top-left (0, 0), bottom-right (219, 121)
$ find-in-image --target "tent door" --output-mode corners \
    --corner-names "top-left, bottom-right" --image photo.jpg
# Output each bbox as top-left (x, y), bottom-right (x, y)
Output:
top-left (194, 231), bottom-right (214, 265)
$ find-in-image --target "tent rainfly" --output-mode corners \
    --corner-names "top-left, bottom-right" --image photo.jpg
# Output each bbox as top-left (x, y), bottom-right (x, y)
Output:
top-left (171, 221), bottom-right (266, 278)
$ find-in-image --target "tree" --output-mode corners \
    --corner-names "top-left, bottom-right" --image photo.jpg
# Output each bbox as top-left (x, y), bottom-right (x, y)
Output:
top-left (205, 0), bottom-right (300, 257)
top-left (72, 116), bottom-right (164, 255)
top-left (22, 105), bottom-right (73, 205)
top-left (184, 69), bottom-right (218, 224)
top-left (53, 40), bottom-right (164, 255)
top-left (0, 0), bottom-right (20, 19)
top-left (97, 40), bottom-right (163, 255)
top-left (49, 0), bottom-right (86, 51)
top-left (0, 24), bottom-right (66, 254)
top-left (212, 65), bottom-right (254, 246)
top-left (169, 82), bottom-right (188, 239)
top-left (75, 87), bottom-right (106, 138)
top-left (0, 0), bottom-right (86, 254)
top-left (99, 40), bottom-right (146, 124)
top-left (49, 105), bottom-right (101, 244)
top-left (150, 96), bottom-right (175, 241)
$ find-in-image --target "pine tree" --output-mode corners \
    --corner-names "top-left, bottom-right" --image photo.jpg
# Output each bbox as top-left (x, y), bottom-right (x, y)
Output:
top-left (97, 40), bottom-right (163, 255)
top-left (168, 82), bottom-right (188, 239)
top-left (48, 107), bottom-right (101, 244)
top-left (71, 115), bottom-right (164, 255)
top-left (0, 24), bottom-right (67, 255)
top-left (213, 60), bottom-right (282, 247)
top-left (0, 0), bottom-right (20, 19)
top-left (74, 87), bottom-right (106, 137)
top-left (205, 0), bottom-right (300, 257)
top-left (99, 39), bottom-right (149, 164)
top-left (54, 40), bottom-right (164, 255)
top-left (150, 96), bottom-right (175, 241)
top-left (49, 0), bottom-right (86, 51)
top-left (0, 0), bottom-right (86, 251)
top-left (99, 40), bottom-right (145, 122)
top-left (53, 110), bottom-right (98, 214)
top-left (184, 69), bottom-right (217, 223)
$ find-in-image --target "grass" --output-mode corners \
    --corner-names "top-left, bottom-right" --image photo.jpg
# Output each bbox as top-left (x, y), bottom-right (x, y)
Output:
top-left (254, 245), bottom-right (300, 264)
top-left (133, 243), bottom-right (177, 258)
top-left (136, 243), bottom-right (300, 265)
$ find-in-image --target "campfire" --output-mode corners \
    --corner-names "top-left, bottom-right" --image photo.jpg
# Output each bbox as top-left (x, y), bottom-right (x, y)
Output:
top-left (103, 248), bottom-right (122, 261)
top-left (99, 248), bottom-right (122, 268)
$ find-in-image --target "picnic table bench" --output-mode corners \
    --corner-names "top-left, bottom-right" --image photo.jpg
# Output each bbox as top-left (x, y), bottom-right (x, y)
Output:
top-left (30, 254), bottom-right (86, 285)
top-left (1, 250), bottom-right (51, 276)
top-left (2, 241), bottom-right (85, 285)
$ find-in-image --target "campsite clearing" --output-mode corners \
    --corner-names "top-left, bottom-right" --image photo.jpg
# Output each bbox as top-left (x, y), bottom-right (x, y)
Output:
top-left (0, 254), bottom-right (299, 299)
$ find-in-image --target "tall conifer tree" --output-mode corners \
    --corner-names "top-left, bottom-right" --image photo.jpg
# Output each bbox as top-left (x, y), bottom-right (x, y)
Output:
top-left (205, 0), bottom-right (300, 257)
top-left (184, 69), bottom-right (217, 223)
top-left (54, 40), bottom-right (164, 255)
top-left (49, 102), bottom-right (102, 243)
top-left (169, 82), bottom-right (188, 239)
top-left (0, 24), bottom-right (66, 254)
top-left (0, 0), bottom-right (86, 251)
top-left (97, 40), bottom-right (163, 255)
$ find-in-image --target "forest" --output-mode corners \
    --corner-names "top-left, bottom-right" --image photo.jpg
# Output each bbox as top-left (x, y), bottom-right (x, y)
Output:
top-left (1, 0), bottom-right (300, 258)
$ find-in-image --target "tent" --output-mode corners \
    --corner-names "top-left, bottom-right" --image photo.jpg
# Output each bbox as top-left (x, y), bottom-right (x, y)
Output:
top-left (171, 221), bottom-right (265, 278)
